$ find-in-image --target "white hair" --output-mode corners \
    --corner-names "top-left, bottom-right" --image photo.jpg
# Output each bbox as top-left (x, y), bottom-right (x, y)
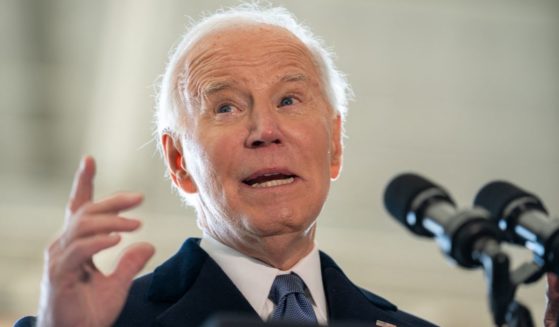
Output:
top-left (155, 2), bottom-right (352, 205)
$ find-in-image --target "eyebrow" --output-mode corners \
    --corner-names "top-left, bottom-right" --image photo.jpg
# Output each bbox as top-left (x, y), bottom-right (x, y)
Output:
top-left (280, 73), bottom-right (308, 83)
top-left (200, 73), bottom-right (309, 99)
top-left (201, 81), bottom-right (233, 98)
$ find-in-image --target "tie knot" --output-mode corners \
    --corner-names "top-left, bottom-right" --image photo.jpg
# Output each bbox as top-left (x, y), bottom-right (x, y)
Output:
top-left (269, 273), bottom-right (306, 304)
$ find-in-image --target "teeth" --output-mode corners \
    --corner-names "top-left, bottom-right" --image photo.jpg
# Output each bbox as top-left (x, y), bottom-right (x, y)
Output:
top-left (251, 177), bottom-right (295, 188)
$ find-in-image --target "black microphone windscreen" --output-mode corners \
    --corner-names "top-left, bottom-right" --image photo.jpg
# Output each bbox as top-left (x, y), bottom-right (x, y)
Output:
top-left (384, 173), bottom-right (443, 224)
top-left (473, 181), bottom-right (540, 219)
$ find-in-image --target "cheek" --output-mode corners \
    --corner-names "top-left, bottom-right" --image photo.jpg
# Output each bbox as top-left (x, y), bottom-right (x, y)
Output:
top-left (183, 136), bottom-right (219, 191)
top-left (298, 121), bottom-right (332, 166)
top-left (192, 133), bottom-right (239, 192)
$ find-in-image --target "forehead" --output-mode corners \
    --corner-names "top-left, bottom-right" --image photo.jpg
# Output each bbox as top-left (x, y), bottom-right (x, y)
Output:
top-left (183, 23), bottom-right (321, 97)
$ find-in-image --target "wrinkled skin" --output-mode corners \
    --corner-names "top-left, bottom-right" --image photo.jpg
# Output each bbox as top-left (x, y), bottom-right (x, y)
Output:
top-left (163, 24), bottom-right (342, 270)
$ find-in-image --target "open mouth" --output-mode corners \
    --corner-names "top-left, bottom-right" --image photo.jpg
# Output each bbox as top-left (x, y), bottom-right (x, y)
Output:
top-left (242, 173), bottom-right (297, 188)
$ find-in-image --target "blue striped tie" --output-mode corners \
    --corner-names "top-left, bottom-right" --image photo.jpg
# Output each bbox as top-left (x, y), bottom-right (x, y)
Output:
top-left (268, 273), bottom-right (318, 324)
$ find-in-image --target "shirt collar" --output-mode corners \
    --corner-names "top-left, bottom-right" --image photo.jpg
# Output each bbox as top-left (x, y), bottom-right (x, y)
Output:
top-left (200, 234), bottom-right (327, 321)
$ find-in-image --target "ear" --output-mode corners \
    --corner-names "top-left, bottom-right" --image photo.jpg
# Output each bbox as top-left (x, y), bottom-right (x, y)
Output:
top-left (330, 115), bottom-right (343, 180)
top-left (162, 133), bottom-right (197, 193)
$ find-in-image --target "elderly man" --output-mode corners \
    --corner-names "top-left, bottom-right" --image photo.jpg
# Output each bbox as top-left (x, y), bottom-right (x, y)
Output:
top-left (14, 4), bottom-right (559, 327)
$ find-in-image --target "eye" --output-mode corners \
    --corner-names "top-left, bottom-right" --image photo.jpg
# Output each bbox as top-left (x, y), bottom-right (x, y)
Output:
top-left (216, 104), bottom-right (234, 114)
top-left (279, 96), bottom-right (296, 107)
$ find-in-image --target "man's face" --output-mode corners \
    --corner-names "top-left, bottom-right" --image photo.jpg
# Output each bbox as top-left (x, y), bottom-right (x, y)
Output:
top-left (176, 24), bottom-right (342, 243)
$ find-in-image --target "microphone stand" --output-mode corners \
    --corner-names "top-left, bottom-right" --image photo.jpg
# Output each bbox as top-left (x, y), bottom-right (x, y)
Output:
top-left (473, 238), bottom-right (542, 327)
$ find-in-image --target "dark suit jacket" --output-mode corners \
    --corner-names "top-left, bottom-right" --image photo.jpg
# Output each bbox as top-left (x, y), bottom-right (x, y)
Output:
top-left (15, 238), bottom-right (437, 327)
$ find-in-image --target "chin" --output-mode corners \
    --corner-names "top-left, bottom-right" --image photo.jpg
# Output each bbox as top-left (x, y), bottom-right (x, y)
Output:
top-left (242, 213), bottom-right (317, 238)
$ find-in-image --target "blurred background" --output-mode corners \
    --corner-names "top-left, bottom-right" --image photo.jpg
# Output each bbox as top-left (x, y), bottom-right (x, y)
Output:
top-left (1, 0), bottom-right (558, 325)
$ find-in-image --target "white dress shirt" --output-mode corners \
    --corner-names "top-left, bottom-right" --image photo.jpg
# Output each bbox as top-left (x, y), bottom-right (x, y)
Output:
top-left (200, 234), bottom-right (328, 324)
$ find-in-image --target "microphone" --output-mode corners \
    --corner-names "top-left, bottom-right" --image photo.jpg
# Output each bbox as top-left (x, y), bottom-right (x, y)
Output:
top-left (384, 173), bottom-right (502, 268)
top-left (474, 181), bottom-right (559, 274)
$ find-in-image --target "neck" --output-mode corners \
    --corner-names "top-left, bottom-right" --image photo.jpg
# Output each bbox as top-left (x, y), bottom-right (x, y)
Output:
top-left (208, 225), bottom-right (317, 270)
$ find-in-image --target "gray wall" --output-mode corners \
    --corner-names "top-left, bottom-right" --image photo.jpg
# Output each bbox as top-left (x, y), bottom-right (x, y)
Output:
top-left (1, 0), bottom-right (558, 325)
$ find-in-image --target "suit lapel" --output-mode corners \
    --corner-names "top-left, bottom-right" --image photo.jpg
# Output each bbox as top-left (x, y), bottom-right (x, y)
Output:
top-left (320, 251), bottom-right (404, 326)
top-left (149, 238), bottom-right (258, 327)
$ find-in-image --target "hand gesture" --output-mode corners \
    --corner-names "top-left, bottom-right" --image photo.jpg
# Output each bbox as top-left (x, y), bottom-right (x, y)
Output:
top-left (37, 156), bottom-right (155, 327)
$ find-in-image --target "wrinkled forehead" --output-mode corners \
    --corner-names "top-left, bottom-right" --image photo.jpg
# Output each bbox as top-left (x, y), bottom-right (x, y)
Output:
top-left (181, 23), bottom-right (323, 101)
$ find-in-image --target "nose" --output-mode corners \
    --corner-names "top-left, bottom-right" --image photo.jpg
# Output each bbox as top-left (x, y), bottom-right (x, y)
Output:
top-left (245, 107), bottom-right (282, 148)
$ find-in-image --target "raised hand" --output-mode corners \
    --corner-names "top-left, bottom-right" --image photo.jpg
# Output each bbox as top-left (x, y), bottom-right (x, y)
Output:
top-left (36, 156), bottom-right (155, 327)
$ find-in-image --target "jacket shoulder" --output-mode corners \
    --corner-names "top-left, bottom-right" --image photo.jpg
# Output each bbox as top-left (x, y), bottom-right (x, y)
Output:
top-left (114, 238), bottom-right (209, 326)
top-left (113, 272), bottom-right (167, 326)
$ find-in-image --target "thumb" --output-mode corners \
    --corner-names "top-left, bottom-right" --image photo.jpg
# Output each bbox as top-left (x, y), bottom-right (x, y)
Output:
top-left (110, 242), bottom-right (155, 287)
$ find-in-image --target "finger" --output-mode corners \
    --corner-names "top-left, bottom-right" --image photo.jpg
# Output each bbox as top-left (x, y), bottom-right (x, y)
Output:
top-left (59, 234), bottom-right (122, 273)
top-left (82, 193), bottom-right (144, 215)
top-left (110, 242), bottom-right (155, 286)
top-left (67, 156), bottom-right (96, 215)
top-left (65, 216), bottom-right (141, 244)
